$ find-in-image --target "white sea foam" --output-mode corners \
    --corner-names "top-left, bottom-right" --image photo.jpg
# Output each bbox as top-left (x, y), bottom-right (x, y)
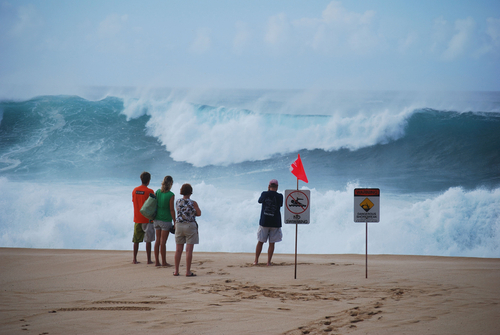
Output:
top-left (1, 177), bottom-right (498, 258)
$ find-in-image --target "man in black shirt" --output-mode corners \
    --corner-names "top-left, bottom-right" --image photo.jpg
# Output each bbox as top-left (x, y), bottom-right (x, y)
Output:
top-left (253, 179), bottom-right (283, 266)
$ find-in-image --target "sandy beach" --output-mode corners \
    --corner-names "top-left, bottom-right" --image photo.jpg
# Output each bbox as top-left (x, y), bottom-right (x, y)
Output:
top-left (0, 248), bottom-right (498, 334)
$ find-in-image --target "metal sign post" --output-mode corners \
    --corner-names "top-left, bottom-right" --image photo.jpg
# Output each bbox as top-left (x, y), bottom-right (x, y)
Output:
top-left (354, 188), bottom-right (380, 279)
top-left (285, 188), bottom-right (311, 279)
top-left (365, 220), bottom-right (368, 279)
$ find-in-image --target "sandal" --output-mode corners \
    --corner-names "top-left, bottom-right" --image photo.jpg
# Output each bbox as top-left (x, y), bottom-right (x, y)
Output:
top-left (186, 272), bottom-right (196, 277)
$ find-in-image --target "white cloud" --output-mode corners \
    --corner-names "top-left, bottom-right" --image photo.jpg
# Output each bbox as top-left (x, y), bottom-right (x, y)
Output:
top-left (430, 16), bottom-right (450, 54)
top-left (321, 0), bottom-right (375, 26)
top-left (474, 17), bottom-right (500, 57)
top-left (268, 1), bottom-right (380, 56)
top-left (98, 14), bottom-right (128, 39)
top-left (233, 21), bottom-right (251, 54)
top-left (398, 31), bottom-right (418, 54)
top-left (265, 13), bottom-right (289, 46)
top-left (442, 17), bottom-right (475, 60)
top-left (313, 1), bottom-right (379, 54)
top-left (9, 4), bottom-right (42, 38)
top-left (190, 27), bottom-right (211, 53)
top-left (486, 17), bottom-right (500, 47)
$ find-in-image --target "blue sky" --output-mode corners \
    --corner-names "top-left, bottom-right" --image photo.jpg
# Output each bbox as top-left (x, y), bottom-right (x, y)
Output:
top-left (1, 0), bottom-right (499, 93)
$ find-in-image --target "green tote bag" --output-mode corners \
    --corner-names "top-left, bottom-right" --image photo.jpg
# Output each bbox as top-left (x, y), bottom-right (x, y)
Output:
top-left (140, 193), bottom-right (157, 220)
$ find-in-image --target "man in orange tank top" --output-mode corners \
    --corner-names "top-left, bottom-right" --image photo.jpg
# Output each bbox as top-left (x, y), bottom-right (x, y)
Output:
top-left (132, 171), bottom-right (155, 264)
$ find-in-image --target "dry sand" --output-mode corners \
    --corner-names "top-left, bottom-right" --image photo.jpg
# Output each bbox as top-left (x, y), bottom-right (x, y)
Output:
top-left (0, 248), bottom-right (499, 334)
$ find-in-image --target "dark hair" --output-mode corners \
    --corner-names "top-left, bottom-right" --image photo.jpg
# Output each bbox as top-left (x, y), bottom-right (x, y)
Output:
top-left (161, 176), bottom-right (173, 193)
top-left (180, 183), bottom-right (193, 196)
top-left (140, 171), bottom-right (151, 185)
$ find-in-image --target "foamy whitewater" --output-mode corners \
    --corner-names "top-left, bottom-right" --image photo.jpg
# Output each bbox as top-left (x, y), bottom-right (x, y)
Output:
top-left (0, 88), bottom-right (499, 257)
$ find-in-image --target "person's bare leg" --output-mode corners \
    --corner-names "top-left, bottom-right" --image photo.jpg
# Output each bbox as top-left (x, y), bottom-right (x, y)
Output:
top-left (146, 242), bottom-right (153, 264)
top-left (254, 241), bottom-right (264, 265)
top-left (174, 244), bottom-right (183, 275)
top-left (154, 229), bottom-right (161, 266)
top-left (185, 244), bottom-right (195, 276)
top-left (161, 231), bottom-right (169, 266)
top-left (267, 243), bottom-right (275, 266)
top-left (133, 242), bottom-right (140, 264)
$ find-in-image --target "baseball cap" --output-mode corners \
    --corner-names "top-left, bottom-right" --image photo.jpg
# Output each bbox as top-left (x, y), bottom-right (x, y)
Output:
top-left (269, 179), bottom-right (279, 186)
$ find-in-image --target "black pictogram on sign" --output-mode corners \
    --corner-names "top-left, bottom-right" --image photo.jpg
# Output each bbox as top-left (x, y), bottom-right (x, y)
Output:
top-left (286, 190), bottom-right (310, 215)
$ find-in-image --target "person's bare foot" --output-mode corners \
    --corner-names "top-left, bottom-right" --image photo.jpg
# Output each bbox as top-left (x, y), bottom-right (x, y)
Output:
top-left (132, 260), bottom-right (140, 264)
top-left (267, 262), bottom-right (273, 266)
top-left (162, 263), bottom-right (171, 267)
top-left (155, 263), bottom-right (161, 267)
top-left (253, 261), bottom-right (258, 265)
top-left (147, 261), bottom-right (154, 264)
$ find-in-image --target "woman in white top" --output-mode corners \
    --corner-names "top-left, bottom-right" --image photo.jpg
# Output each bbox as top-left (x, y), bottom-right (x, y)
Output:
top-left (173, 183), bottom-right (201, 277)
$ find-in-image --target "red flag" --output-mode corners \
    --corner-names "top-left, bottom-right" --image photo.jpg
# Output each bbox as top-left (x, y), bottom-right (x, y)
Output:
top-left (290, 154), bottom-right (308, 183)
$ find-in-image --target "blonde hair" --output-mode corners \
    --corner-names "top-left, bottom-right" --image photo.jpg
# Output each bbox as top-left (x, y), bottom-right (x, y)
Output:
top-left (161, 176), bottom-right (173, 193)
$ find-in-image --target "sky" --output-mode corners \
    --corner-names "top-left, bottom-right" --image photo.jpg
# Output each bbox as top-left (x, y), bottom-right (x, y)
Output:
top-left (1, 0), bottom-right (499, 94)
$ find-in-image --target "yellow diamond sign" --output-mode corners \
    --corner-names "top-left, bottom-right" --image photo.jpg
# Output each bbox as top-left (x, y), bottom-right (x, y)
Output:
top-left (360, 198), bottom-right (374, 212)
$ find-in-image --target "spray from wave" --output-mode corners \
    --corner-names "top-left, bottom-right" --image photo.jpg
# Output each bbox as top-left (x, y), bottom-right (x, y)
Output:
top-left (0, 178), bottom-right (498, 257)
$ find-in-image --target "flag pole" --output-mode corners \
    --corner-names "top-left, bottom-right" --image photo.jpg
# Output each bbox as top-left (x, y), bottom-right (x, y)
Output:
top-left (291, 154), bottom-right (307, 280)
top-left (294, 177), bottom-right (299, 279)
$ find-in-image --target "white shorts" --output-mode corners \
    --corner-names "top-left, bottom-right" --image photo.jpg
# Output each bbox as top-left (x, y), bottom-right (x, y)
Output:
top-left (154, 220), bottom-right (173, 231)
top-left (175, 222), bottom-right (199, 245)
top-left (257, 226), bottom-right (282, 243)
top-left (141, 222), bottom-right (156, 243)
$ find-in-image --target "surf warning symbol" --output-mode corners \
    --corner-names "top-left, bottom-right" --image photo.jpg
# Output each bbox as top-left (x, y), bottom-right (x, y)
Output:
top-left (285, 190), bottom-right (311, 224)
top-left (359, 198), bottom-right (374, 212)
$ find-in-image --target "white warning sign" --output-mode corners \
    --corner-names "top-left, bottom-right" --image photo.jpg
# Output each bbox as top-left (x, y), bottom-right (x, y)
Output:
top-left (285, 189), bottom-right (311, 224)
top-left (354, 188), bottom-right (380, 222)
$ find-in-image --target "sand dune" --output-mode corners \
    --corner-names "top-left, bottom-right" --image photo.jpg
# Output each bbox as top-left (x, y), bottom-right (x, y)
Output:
top-left (0, 248), bottom-right (498, 334)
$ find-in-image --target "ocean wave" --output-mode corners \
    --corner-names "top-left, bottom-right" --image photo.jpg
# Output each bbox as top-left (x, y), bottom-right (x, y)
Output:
top-left (1, 94), bottom-right (499, 192)
top-left (1, 90), bottom-right (499, 257)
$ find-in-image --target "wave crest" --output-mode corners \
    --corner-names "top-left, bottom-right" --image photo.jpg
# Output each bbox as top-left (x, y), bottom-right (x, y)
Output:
top-left (122, 97), bottom-right (413, 167)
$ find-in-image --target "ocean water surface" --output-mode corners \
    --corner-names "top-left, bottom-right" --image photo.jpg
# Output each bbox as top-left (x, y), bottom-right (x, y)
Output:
top-left (0, 88), bottom-right (499, 257)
